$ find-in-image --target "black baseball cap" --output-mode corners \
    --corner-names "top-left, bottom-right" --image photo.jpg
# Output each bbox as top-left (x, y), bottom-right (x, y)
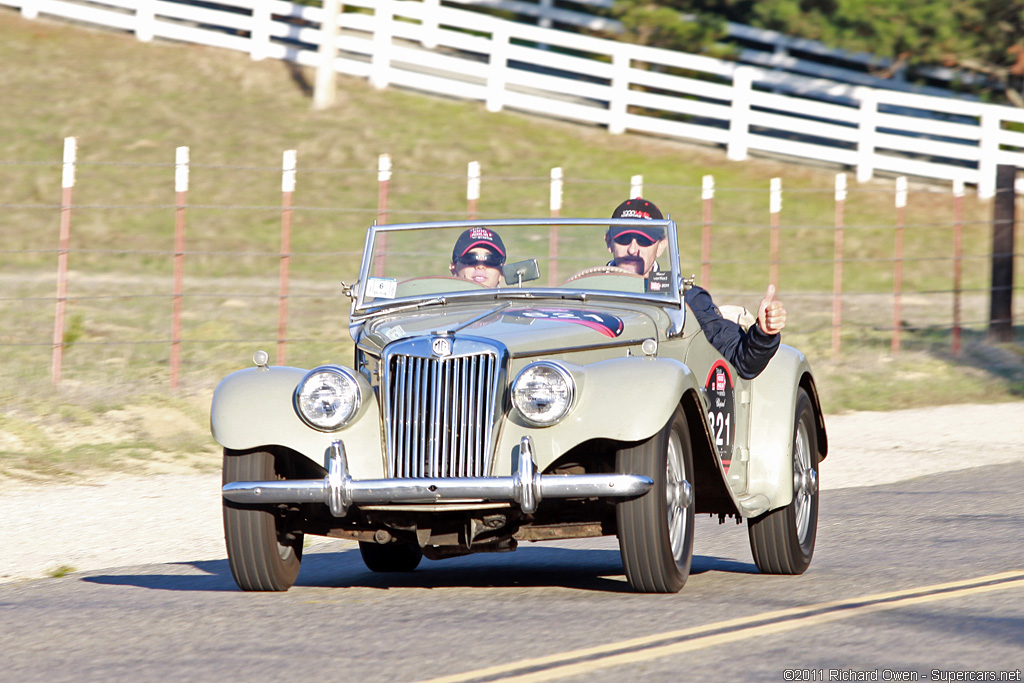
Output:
top-left (608, 198), bottom-right (665, 241)
top-left (452, 227), bottom-right (506, 263)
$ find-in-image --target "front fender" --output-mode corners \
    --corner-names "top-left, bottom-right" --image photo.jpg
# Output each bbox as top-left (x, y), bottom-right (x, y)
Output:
top-left (495, 356), bottom-right (698, 473)
top-left (210, 366), bottom-right (385, 478)
top-left (746, 345), bottom-right (814, 510)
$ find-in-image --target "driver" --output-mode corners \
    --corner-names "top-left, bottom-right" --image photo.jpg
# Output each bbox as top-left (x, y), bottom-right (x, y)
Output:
top-left (450, 227), bottom-right (506, 288)
top-left (606, 197), bottom-right (668, 276)
top-left (609, 197), bottom-right (786, 379)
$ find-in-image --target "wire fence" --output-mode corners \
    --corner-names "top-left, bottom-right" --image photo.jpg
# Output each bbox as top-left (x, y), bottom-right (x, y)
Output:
top-left (1, 138), bottom-right (1021, 391)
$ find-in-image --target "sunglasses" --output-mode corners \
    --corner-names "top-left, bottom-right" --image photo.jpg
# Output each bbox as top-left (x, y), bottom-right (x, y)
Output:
top-left (457, 253), bottom-right (503, 268)
top-left (612, 232), bottom-right (659, 247)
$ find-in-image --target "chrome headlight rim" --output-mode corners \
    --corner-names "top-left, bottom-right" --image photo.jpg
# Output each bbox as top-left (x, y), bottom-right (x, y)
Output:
top-left (512, 361), bottom-right (576, 427)
top-left (293, 365), bottom-right (362, 432)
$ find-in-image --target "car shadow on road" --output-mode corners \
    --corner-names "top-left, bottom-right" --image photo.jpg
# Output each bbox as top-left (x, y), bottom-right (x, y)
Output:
top-left (82, 546), bottom-right (757, 593)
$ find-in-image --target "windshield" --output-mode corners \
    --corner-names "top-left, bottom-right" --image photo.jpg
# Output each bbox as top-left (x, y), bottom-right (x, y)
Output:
top-left (353, 219), bottom-right (681, 312)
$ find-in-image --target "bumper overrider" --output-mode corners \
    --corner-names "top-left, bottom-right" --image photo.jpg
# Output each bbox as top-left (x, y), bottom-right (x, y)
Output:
top-left (222, 437), bottom-right (654, 516)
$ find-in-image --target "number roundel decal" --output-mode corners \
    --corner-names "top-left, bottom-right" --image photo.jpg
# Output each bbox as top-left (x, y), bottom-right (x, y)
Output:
top-left (704, 360), bottom-right (736, 472)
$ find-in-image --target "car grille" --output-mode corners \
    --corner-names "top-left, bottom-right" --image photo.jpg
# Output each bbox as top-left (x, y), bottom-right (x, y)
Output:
top-left (383, 347), bottom-right (500, 478)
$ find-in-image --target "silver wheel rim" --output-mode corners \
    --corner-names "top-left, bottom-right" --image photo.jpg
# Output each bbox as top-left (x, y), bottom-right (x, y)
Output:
top-left (665, 429), bottom-right (692, 567)
top-left (792, 417), bottom-right (817, 546)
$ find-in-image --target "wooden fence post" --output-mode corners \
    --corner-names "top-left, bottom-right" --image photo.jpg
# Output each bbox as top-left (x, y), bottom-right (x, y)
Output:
top-left (467, 161), bottom-right (480, 220)
top-left (374, 153), bottom-right (391, 277)
top-left (769, 177), bottom-right (781, 288)
top-left (856, 88), bottom-right (878, 184)
top-left (486, 26), bottom-right (509, 113)
top-left (548, 167), bottom-right (562, 285)
top-left (892, 176), bottom-right (907, 354)
top-left (952, 179), bottom-right (964, 355)
top-left (313, 0), bottom-right (341, 110)
top-left (989, 165), bottom-right (1017, 341)
top-left (51, 137), bottom-right (76, 387)
top-left (277, 150), bottom-right (296, 367)
top-left (832, 173), bottom-right (846, 360)
top-left (727, 67), bottom-right (752, 162)
top-left (170, 146), bottom-right (189, 390)
top-left (371, 0), bottom-right (392, 90)
top-left (701, 175), bottom-right (714, 288)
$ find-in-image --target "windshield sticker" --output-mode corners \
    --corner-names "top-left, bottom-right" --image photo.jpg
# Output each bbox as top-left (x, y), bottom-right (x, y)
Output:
top-left (505, 308), bottom-right (624, 337)
top-left (366, 277), bottom-right (398, 299)
top-left (704, 360), bottom-right (736, 472)
top-left (383, 324), bottom-right (406, 341)
top-left (646, 271), bottom-right (671, 293)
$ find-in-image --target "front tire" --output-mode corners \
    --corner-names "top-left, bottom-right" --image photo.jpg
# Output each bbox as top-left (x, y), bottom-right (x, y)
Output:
top-left (747, 387), bottom-right (819, 574)
top-left (616, 405), bottom-right (695, 593)
top-left (223, 449), bottom-right (304, 591)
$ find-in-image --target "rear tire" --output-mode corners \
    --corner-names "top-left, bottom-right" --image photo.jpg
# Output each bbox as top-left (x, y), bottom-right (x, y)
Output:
top-left (359, 541), bottom-right (423, 572)
top-left (616, 405), bottom-right (695, 593)
top-left (747, 388), bottom-right (819, 574)
top-left (223, 449), bottom-right (304, 591)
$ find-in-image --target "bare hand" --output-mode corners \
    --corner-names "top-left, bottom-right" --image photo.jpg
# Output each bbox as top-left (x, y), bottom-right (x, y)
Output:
top-left (757, 284), bottom-right (786, 335)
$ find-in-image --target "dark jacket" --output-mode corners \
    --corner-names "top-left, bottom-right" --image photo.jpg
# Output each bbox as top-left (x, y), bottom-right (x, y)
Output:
top-left (684, 285), bottom-right (780, 379)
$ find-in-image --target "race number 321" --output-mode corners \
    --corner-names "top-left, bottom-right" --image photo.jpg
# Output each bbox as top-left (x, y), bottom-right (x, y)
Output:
top-left (704, 361), bottom-right (735, 470)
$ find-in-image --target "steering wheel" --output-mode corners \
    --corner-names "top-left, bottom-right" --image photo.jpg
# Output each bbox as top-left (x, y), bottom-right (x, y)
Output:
top-left (563, 265), bottom-right (644, 283)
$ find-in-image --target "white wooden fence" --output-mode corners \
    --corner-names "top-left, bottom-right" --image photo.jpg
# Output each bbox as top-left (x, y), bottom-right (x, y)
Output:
top-left (448, 0), bottom-right (990, 100)
top-left (7, 0), bottom-right (1024, 197)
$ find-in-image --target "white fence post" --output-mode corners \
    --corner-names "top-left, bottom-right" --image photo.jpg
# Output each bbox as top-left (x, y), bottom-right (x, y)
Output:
top-left (630, 174), bottom-right (643, 197)
top-left (608, 51), bottom-right (629, 135)
top-left (136, 0), bottom-right (155, 42)
top-left (537, 0), bottom-right (553, 29)
top-left (487, 26), bottom-right (509, 113)
top-left (371, 0), bottom-right (393, 90)
top-left (250, 0), bottom-right (272, 61)
top-left (727, 67), bottom-right (753, 162)
top-left (856, 88), bottom-right (878, 183)
top-left (422, 0), bottom-right (440, 49)
top-left (977, 109), bottom-right (1000, 200)
top-left (21, 0), bottom-right (38, 20)
top-left (313, 0), bottom-right (341, 110)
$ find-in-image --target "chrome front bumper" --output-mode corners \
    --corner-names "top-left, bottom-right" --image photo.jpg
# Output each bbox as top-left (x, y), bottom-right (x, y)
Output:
top-left (222, 437), bottom-right (654, 517)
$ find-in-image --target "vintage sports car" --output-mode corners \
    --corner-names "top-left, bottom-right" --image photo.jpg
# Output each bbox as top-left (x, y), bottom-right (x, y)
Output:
top-left (213, 218), bottom-right (828, 593)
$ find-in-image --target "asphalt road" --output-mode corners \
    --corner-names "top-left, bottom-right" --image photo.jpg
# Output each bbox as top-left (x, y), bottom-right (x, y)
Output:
top-left (2, 462), bottom-right (1022, 683)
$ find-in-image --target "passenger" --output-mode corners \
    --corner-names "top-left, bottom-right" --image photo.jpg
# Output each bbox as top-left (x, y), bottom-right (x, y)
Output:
top-left (609, 198), bottom-right (786, 379)
top-left (449, 227), bottom-right (506, 288)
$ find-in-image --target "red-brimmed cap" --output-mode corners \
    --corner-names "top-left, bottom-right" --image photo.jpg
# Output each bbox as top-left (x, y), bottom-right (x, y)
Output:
top-left (452, 227), bottom-right (506, 262)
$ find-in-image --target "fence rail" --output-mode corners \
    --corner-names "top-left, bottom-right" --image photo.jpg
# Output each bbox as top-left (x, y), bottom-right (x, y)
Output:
top-left (5, 0), bottom-right (1024, 198)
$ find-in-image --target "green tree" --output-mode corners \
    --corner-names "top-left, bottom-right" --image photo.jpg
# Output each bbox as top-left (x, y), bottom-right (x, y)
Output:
top-left (610, 0), bottom-right (1024, 105)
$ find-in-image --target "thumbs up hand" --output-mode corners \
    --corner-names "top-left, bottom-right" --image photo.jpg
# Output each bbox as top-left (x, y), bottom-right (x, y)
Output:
top-left (757, 284), bottom-right (786, 335)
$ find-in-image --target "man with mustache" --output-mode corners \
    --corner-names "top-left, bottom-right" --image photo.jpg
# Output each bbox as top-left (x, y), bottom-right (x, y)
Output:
top-left (607, 197), bottom-right (785, 379)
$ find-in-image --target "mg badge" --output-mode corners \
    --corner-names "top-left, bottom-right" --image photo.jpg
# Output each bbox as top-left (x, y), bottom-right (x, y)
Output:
top-left (431, 337), bottom-right (452, 357)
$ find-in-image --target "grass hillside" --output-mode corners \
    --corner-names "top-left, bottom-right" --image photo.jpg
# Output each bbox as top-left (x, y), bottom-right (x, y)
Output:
top-left (0, 9), bottom-right (1021, 480)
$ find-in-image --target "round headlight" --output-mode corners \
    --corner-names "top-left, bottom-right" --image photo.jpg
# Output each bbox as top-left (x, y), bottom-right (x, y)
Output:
top-left (512, 362), bottom-right (575, 426)
top-left (294, 367), bottom-right (361, 431)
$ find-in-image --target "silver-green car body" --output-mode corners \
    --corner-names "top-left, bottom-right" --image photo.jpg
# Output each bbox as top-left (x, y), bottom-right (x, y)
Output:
top-left (212, 218), bottom-right (827, 593)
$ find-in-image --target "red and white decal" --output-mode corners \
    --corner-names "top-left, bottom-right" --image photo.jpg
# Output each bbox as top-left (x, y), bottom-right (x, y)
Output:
top-left (505, 308), bottom-right (624, 338)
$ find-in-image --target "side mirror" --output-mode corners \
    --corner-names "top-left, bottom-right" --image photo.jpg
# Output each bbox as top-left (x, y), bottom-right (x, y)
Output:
top-left (504, 259), bottom-right (541, 287)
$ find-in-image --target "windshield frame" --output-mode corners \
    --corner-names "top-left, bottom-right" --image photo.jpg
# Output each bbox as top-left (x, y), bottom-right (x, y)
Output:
top-left (351, 218), bottom-right (683, 315)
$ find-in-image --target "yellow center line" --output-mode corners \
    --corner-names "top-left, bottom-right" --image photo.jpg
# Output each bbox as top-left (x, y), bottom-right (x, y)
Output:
top-left (415, 570), bottom-right (1024, 683)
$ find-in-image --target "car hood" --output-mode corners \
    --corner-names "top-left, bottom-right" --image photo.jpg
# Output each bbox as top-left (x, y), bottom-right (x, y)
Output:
top-left (361, 300), bottom-right (663, 355)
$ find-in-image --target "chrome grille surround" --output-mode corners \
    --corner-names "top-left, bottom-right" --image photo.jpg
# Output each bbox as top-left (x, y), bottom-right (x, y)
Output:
top-left (381, 336), bottom-right (506, 479)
